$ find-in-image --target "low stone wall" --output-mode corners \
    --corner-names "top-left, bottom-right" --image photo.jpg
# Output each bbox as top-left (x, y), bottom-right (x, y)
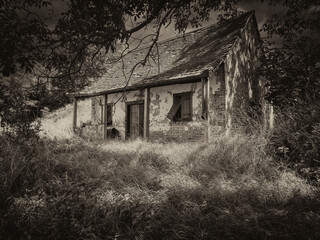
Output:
top-left (149, 123), bottom-right (206, 142)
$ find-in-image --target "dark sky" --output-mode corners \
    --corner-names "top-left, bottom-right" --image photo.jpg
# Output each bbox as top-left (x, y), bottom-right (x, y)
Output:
top-left (157, 0), bottom-right (284, 41)
top-left (44, 0), bottom-right (284, 41)
top-left (239, 0), bottom-right (284, 26)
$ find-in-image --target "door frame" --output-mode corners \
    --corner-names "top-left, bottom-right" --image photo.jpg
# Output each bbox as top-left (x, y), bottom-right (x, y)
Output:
top-left (125, 100), bottom-right (144, 139)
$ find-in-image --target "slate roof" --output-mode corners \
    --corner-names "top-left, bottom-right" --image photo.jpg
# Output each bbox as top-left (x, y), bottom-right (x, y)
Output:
top-left (78, 11), bottom-right (255, 97)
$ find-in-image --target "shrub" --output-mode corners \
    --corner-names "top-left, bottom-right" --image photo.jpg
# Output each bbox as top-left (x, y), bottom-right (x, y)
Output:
top-left (268, 97), bottom-right (320, 183)
top-left (0, 77), bottom-right (44, 139)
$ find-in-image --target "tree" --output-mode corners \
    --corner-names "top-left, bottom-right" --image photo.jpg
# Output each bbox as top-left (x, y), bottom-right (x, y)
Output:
top-left (1, 0), bottom-right (242, 136)
top-left (0, 0), bottom-right (52, 76)
top-left (261, 0), bottom-right (320, 181)
top-left (1, 1), bottom-right (319, 136)
top-left (261, 0), bottom-right (320, 106)
top-left (0, 75), bottom-right (41, 138)
top-left (1, 0), bottom-right (240, 80)
top-left (2, 0), bottom-right (319, 100)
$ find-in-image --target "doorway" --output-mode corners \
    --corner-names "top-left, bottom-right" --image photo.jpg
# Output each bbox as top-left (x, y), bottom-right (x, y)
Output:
top-left (126, 102), bottom-right (144, 139)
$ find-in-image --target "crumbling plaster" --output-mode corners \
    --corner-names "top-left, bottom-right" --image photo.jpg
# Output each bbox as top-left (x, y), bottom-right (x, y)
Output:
top-left (79, 66), bottom-right (228, 141)
top-left (78, 89), bottom-right (144, 139)
top-left (147, 82), bottom-right (207, 141)
top-left (107, 89), bottom-right (144, 139)
top-left (76, 98), bottom-right (91, 127)
top-left (76, 14), bottom-right (270, 141)
top-left (149, 83), bottom-right (200, 131)
top-left (225, 16), bottom-right (264, 134)
top-left (208, 64), bottom-right (226, 135)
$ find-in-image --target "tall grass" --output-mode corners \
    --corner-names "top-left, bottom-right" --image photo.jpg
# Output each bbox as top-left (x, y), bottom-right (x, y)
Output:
top-left (1, 134), bottom-right (319, 239)
top-left (268, 97), bottom-right (320, 183)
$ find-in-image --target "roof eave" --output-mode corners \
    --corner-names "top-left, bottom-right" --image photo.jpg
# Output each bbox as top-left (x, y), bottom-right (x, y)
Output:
top-left (73, 70), bottom-right (209, 98)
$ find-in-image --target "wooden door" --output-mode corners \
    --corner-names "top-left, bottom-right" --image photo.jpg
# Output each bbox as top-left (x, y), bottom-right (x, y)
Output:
top-left (127, 103), bottom-right (144, 139)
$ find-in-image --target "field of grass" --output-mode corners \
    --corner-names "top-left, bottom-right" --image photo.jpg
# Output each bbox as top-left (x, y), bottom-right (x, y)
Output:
top-left (1, 133), bottom-right (319, 239)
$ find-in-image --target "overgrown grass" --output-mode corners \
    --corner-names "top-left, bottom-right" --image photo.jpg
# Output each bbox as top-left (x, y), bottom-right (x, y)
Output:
top-left (268, 98), bottom-right (320, 182)
top-left (1, 135), bottom-right (319, 239)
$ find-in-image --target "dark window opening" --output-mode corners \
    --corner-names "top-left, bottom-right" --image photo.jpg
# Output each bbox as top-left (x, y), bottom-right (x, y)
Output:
top-left (107, 104), bottom-right (113, 126)
top-left (173, 105), bottom-right (182, 121)
top-left (167, 92), bottom-right (192, 121)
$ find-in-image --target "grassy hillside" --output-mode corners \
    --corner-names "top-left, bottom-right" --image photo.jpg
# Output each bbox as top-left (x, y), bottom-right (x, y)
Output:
top-left (39, 99), bottom-right (91, 139)
top-left (1, 134), bottom-right (319, 239)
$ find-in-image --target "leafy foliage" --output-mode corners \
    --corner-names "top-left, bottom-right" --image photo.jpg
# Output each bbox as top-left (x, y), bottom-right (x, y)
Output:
top-left (268, 96), bottom-right (320, 182)
top-left (1, 0), bottom-right (240, 79)
top-left (0, 0), bottom-right (51, 76)
top-left (0, 0), bottom-right (241, 136)
top-left (0, 73), bottom-right (73, 138)
top-left (0, 77), bottom-right (41, 138)
top-left (259, 0), bottom-right (320, 179)
top-left (261, 0), bottom-right (320, 106)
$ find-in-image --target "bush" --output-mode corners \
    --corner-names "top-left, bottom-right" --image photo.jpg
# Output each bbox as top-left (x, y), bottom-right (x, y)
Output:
top-left (0, 78), bottom-right (42, 139)
top-left (268, 97), bottom-right (320, 183)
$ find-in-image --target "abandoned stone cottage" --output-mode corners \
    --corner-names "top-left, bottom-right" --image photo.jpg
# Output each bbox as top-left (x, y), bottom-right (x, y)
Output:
top-left (72, 11), bottom-right (272, 142)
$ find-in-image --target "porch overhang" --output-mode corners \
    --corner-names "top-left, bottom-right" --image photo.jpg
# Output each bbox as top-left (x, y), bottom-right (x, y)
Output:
top-left (72, 70), bottom-right (209, 98)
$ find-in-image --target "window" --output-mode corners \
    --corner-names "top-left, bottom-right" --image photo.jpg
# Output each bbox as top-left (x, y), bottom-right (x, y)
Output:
top-left (106, 104), bottom-right (113, 126)
top-left (98, 103), bottom-right (113, 125)
top-left (92, 97), bottom-right (113, 125)
top-left (167, 92), bottom-right (192, 121)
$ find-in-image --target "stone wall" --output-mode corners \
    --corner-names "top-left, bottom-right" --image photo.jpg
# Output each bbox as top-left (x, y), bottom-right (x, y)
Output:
top-left (225, 15), bottom-right (266, 134)
top-left (78, 96), bottom-right (104, 140)
top-left (149, 124), bottom-right (206, 142)
top-left (80, 90), bottom-right (145, 139)
top-left (79, 75), bottom-right (226, 142)
top-left (108, 89), bottom-right (145, 139)
top-left (77, 14), bottom-right (268, 140)
top-left (91, 96), bottom-right (104, 125)
top-left (208, 64), bottom-right (226, 135)
top-left (148, 82), bottom-right (206, 142)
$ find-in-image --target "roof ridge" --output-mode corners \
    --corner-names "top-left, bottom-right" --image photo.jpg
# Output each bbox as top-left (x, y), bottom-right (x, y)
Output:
top-left (127, 24), bottom-right (216, 54)
top-left (243, 10), bottom-right (255, 29)
top-left (211, 10), bottom-right (255, 73)
top-left (127, 10), bottom-right (254, 54)
top-left (78, 10), bottom-right (258, 96)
